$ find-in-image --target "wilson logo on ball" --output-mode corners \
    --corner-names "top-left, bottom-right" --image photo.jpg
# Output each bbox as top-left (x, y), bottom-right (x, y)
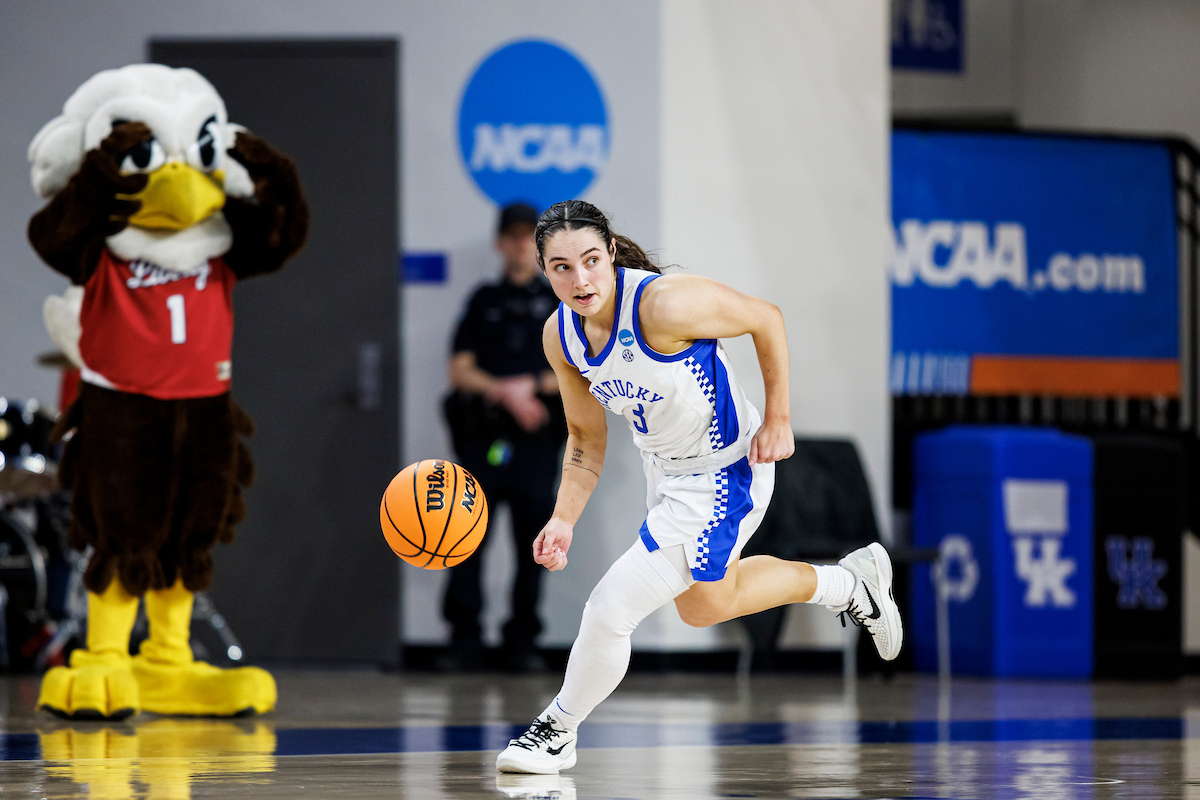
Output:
top-left (425, 460), bottom-right (447, 512)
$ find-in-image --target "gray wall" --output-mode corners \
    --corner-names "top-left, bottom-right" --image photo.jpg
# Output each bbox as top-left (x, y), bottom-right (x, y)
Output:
top-left (892, 0), bottom-right (1200, 146)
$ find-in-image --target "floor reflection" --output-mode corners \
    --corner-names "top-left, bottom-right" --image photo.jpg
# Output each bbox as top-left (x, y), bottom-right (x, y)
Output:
top-left (0, 673), bottom-right (1192, 799)
top-left (495, 772), bottom-right (575, 799)
top-left (39, 718), bottom-right (275, 799)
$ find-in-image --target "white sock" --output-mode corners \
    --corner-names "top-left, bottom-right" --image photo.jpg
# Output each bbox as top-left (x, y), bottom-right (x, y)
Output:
top-left (545, 541), bottom-right (690, 734)
top-left (539, 697), bottom-right (582, 733)
top-left (806, 564), bottom-right (856, 607)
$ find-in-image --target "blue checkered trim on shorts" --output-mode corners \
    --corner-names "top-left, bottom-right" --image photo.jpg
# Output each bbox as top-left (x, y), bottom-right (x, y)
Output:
top-left (694, 467), bottom-right (732, 572)
top-left (685, 354), bottom-right (729, 572)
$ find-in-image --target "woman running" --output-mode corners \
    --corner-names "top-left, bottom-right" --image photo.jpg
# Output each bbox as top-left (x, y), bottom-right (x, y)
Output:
top-left (496, 200), bottom-right (901, 775)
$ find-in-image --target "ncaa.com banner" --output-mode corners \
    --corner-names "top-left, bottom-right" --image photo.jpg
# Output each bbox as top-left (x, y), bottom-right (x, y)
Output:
top-left (891, 130), bottom-right (1179, 398)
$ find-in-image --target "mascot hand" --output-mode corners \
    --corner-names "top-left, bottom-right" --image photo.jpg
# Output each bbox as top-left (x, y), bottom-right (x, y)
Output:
top-left (28, 122), bottom-right (151, 282)
top-left (223, 131), bottom-right (308, 274)
top-left (78, 122), bottom-right (153, 235)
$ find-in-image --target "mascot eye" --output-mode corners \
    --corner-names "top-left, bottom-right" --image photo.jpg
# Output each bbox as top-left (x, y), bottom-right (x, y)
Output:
top-left (119, 138), bottom-right (165, 175)
top-left (187, 116), bottom-right (220, 171)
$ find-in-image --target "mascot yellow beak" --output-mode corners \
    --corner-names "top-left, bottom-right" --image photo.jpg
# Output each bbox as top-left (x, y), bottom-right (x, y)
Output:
top-left (124, 162), bottom-right (226, 231)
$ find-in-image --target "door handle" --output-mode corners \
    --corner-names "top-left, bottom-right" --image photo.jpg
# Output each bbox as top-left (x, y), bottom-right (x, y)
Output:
top-left (357, 342), bottom-right (383, 411)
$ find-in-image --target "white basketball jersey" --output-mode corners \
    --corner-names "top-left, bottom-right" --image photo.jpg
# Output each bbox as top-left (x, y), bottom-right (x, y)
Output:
top-left (557, 268), bottom-right (759, 463)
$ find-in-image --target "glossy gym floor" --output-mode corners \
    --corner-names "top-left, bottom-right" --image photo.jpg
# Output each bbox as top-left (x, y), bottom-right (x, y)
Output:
top-left (0, 669), bottom-right (1196, 799)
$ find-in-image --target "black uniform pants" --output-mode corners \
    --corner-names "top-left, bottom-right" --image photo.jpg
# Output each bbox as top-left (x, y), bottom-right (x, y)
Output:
top-left (442, 441), bottom-right (558, 653)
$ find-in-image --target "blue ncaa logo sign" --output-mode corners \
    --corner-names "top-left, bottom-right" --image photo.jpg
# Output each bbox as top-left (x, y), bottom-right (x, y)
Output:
top-left (458, 39), bottom-right (609, 211)
top-left (618, 329), bottom-right (635, 347)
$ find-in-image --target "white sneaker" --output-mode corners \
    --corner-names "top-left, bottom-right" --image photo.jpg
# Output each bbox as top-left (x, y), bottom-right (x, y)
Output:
top-left (834, 542), bottom-right (903, 661)
top-left (496, 716), bottom-right (578, 774)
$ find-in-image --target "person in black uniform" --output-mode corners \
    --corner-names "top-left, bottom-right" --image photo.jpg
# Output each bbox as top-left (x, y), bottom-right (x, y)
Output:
top-left (441, 203), bottom-right (566, 672)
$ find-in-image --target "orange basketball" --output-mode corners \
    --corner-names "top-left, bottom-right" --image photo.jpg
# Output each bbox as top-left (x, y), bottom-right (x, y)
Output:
top-left (380, 459), bottom-right (489, 569)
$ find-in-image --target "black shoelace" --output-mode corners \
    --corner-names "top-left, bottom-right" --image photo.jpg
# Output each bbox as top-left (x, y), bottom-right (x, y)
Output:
top-left (838, 600), bottom-right (866, 629)
top-left (512, 717), bottom-right (563, 751)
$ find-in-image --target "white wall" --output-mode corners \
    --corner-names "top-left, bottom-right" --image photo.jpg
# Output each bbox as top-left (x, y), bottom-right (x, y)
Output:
top-left (0, 0), bottom-right (660, 650)
top-left (653, 0), bottom-right (891, 649)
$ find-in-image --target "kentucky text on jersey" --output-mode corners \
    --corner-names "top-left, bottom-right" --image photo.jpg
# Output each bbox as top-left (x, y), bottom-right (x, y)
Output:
top-left (589, 380), bottom-right (665, 408)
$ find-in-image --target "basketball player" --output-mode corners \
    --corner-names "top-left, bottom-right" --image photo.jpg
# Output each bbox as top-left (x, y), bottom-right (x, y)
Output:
top-left (496, 201), bottom-right (902, 774)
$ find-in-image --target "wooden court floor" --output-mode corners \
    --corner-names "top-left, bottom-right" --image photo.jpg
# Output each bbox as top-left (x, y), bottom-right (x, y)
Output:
top-left (0, 670), bottom-right (1196, 798)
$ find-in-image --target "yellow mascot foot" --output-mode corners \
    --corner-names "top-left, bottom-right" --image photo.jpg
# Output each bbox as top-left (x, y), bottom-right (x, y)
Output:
top-left (132, 656), bottom-right (277, 717)
top-left (39, 582), bottom-right (142, 721)
top-left (38, 660), bottom-right (140, 721)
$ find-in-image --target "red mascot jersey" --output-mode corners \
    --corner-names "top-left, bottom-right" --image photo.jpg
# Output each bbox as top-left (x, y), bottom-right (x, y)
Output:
top-left (79, 248), bottom-right (235, 400)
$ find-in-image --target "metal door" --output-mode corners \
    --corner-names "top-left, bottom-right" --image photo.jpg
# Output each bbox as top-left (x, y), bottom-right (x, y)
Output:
top-left (150, 39), bottom-right (400, 665)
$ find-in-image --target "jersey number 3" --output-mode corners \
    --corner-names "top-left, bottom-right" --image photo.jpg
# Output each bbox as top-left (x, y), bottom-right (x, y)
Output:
top-left (631, 403), bottom-right (648, 434)
top-left (166, 294), bottom-right (187, 344)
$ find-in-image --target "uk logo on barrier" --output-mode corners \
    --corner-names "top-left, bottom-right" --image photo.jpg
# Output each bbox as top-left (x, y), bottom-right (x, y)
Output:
top-left (458, 40), bottom-right (608, 211)
top-left (1105, 536), bottom-right (1168, 610)
top-left (1003, 479), bottom-right (1077, 608)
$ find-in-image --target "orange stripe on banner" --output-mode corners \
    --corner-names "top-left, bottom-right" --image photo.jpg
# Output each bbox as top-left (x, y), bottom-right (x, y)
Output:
top-left (970, 356), bottom-right (1180, 398)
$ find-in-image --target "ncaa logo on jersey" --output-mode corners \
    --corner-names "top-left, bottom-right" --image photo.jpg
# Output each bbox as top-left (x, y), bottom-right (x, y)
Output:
top-left (458, 40), bottom-right (609, 210)
top-left (618, 329), bottom-right (635, 346)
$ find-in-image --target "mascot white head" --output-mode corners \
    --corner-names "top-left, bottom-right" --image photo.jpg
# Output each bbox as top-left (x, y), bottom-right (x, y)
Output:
top-left (30, 64), bottom-right (255, 271)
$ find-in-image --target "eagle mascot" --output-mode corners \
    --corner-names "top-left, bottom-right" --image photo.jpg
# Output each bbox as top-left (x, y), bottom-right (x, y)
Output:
top-left (28, 64), bottom-right (307, 719)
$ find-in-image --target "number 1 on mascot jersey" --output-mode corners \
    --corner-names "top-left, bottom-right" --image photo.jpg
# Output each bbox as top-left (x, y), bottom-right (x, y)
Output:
top-left (167, 294), bottom-right (187, 343)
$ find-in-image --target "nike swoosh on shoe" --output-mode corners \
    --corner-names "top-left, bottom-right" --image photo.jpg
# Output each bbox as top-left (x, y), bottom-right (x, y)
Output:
top-left (863, 587), bottom-right (882, 620)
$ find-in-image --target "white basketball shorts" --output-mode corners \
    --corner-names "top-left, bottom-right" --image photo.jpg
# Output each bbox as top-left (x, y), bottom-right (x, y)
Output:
top-left (637, 454), bottom-right (776, 583)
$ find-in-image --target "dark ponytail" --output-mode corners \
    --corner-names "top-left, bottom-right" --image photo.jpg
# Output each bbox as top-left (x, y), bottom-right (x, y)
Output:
top-left (535, 200), bottom-right (665, 274)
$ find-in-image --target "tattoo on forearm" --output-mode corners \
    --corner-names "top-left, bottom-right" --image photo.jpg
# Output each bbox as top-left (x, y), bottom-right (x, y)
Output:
top-left (566, 446), bottom-right (599, 477)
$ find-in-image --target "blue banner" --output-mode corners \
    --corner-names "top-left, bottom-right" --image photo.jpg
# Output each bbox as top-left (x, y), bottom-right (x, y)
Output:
top-left (891, 130), bottom-right (1178, 396)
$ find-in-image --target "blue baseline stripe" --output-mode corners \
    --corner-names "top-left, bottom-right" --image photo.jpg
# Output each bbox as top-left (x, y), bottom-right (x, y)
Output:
top-left (1, 717), bottom-right (1190, 761)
